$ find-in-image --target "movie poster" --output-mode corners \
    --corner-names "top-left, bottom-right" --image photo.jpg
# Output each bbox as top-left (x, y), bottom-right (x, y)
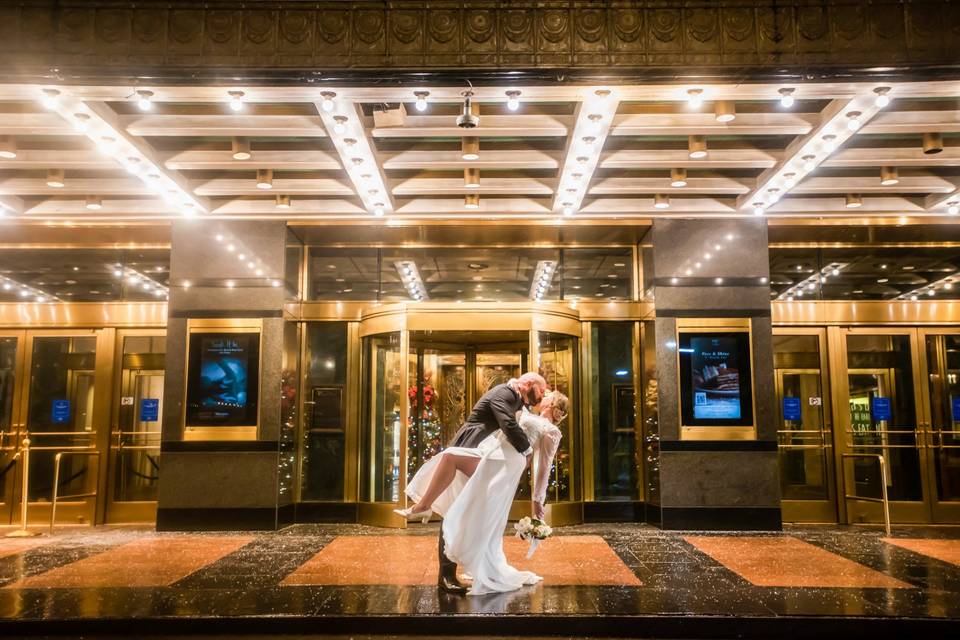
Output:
top-left (679, 331), bottom-right (753, 427)
top-left (186, 332), bottom-right (260, 427)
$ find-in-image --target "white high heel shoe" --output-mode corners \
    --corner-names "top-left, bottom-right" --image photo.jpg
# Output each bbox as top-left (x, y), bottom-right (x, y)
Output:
top-left (393, 505), bottom-right (433, 523)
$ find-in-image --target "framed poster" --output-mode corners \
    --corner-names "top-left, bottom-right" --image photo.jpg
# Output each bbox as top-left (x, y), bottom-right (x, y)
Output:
top-left (677, 319), bottom-right (756, 439)
top-left (185, 330), bottom-right (261, 432)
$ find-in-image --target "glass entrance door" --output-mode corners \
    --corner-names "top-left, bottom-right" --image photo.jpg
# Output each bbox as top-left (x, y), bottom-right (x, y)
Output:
top-left (0, 332), bottom-right (25, 524)
top-left (919, 329), bottom-right (960, 522)
top-left (105, 332), bottom-right (164, 523)
top-left (15, 330), bottom-right (111, 526)
top-left (833, 329), bottom-right (930, 523)
top-left (773, 329), bottom-right (837, 522)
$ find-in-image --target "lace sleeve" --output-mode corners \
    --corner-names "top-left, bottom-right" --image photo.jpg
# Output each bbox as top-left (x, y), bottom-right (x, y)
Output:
top-left (533, 423), bottom-right (562, 505)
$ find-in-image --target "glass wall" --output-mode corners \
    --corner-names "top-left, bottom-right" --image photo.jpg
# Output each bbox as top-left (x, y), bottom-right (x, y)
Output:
top-left (300, 323), bottom-right (348, 501)
top-left (0, 249), bottom-right (170, 302)
top-left (307, 247), bottom-right (635, 302)
top-left (591, 322), bottom-right (638, 500)
top-left (770, 247), bottom-right (960, 301)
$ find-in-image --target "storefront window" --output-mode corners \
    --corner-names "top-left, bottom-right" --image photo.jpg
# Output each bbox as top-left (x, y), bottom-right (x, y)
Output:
top-left (591, 322), bottom-right (638, 500)
top-left (300, 323), bottom-right (347, 501)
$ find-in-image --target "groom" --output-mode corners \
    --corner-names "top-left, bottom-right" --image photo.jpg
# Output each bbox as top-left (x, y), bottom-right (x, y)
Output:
top-left (436, 371), bottom-right (547, 594)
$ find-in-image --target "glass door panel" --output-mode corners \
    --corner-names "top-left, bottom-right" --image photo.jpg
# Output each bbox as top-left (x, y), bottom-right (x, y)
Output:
top-left (922, 331), bottom-right (960, 521)
top-left (839, 331), bottom-right (929, 523)
top-left (0, 334), bottom-right (24, 524)
top-left (106, 333), bottom-right (164, 523)
top-left (536, 331), bottom-right (579, 509)
top-left (360, 332), bottom-right (403, 508)
top-left (22, 333), bottom-right (101, 525)
top-left (774, 331), bottom-right (836, 522)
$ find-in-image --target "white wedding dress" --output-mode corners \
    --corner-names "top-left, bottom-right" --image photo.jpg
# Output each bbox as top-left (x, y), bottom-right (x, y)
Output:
top-left (405, 410), bottom-right (563, 595)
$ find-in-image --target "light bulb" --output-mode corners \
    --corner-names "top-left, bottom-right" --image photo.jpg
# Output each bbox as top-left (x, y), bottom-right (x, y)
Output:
top-left (333, 116), bottom-right (348, 135)
top-left (753, 203), bottom-right (765, 216)
top-left (228, 91), bottom-right (244, 112)
top-left (783, 172), bottom-right (797, 189)
top-left (373, 203), bottom-right (385, 217)
top-left (506, 90), bottom-right (521, 111)
top-left (948, 204), bottom-right (959, 215)
top-left (72, 114), bottom-right (90, 133)
top-left (320, 91), bottom-right (336, 112)
top-left (136, 90), bottom-right (153, 111)
top-left (846, 111), bottom-right (861, 131)
top-left (40, 88), bottom-right (59, 110)
top-left (414, 91), bottom-right (429, 112)
top-left (874, 87), bottom-right (891, 108)
top-left (802, 155), bottom-right (816, 172)
top-left (779, 88), bottom-right (795, 108)
top-left (686, 88), bottom-right (703, 109)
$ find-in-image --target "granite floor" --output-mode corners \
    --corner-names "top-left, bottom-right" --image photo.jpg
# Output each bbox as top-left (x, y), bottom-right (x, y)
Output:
top-left (0, 522), bottom-right (957, 638)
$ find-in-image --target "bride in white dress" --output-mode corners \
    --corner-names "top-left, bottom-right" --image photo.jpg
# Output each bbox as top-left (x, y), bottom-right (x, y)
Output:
top-left (403, 391), bottom-right (567, 595)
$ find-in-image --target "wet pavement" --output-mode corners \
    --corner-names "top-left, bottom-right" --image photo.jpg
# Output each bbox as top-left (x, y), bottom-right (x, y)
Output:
top-left (0, 522), bottom-right (957, 638)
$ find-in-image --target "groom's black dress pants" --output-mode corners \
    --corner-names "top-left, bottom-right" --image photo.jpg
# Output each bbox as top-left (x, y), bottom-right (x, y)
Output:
top-left (438, 529), bottom-right (457, 578)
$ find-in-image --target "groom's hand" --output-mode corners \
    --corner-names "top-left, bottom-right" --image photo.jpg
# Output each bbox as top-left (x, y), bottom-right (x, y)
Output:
top-left (532, 500), bottom-right (545, 519)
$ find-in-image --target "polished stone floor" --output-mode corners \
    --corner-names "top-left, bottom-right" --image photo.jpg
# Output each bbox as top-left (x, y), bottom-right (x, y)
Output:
top-left (0, 522), bottom-right (957, 638)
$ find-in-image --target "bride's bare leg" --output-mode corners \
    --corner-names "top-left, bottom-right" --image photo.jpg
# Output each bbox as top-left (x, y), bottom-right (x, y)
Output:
top-left (412, 453), bottom-right (480, 511)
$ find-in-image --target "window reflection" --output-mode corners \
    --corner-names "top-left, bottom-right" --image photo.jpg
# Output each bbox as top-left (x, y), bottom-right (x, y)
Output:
top-left (301, 323), bottom-right (347, 501)
top-left (591, 322), bottom-right (637, 500)
top-left (307, 247), bottom-right (635, 302)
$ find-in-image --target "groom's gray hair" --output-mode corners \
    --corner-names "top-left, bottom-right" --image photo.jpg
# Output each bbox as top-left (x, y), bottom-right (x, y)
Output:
top-left (510, 372), bottom-right (547, 390)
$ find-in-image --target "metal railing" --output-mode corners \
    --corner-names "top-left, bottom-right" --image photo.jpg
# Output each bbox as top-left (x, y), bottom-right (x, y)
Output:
top-left (840, 452), bottom-right (891, 536)
top-left (50, 450), bottom-right (101, 533)
top-left (4, 436), bottom-right (34, 538)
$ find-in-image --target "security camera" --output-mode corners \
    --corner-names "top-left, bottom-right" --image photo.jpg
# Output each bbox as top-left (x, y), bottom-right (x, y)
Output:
top-left (456, 90), bottom-right (480, 129)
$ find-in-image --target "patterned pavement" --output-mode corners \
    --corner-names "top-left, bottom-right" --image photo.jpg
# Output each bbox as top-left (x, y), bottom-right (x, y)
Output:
top-left (0, 522), bottom-right (957, 637)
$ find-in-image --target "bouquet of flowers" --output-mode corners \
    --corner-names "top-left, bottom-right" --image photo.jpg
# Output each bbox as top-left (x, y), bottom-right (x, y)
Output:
top-left (513, 516), bottom-right (553, 558)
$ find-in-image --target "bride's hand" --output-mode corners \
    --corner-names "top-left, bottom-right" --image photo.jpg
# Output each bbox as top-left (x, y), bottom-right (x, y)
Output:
top-left (532, 500), bottom-right (545, 519)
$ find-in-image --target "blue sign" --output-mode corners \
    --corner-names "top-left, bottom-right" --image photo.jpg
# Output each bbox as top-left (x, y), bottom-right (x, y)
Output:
top-left (783, 397), bottom-right (802, 421)
top-left (140, 398), bottom-right (160, 422)
top-left (51, 399), bottom-right (71, 424)
top-left (952, 396), bottom-right (960, 423)
top-left (871, 397), bottom-right (892, 422)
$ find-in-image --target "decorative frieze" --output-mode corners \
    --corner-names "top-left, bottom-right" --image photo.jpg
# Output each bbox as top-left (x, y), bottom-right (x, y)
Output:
top-left (0, 1), bottom-right (955, 74)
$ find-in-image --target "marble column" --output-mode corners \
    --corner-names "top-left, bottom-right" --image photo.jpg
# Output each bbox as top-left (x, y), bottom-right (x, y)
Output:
top-left (649, 219), bottom-right (782, 530)
top-left (157, 220), bottom-right (294, 531)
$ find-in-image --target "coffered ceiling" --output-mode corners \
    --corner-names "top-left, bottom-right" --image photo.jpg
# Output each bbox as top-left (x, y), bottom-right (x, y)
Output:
top-left (0, 80), bottom-right (958, 223)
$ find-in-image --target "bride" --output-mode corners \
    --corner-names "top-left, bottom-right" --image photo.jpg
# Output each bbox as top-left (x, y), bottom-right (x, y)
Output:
top-left (400, 390), bottom-right (567, 595)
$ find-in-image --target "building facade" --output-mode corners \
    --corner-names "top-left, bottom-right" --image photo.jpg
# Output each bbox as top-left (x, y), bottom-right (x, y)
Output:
top-left (0, 1), bottom-right (958, 532)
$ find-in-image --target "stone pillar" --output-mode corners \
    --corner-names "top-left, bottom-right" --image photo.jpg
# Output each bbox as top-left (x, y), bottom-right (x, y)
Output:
top-left (157, 220), bottom-right (293, 531)
top-left (650, 219), bottom-right (781, 530)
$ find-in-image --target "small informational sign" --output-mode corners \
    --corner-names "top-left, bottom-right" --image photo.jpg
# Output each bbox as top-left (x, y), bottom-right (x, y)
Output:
top-left (783, 397), bottom-right (802, 421)
top-left (951, 396), bottom-right (960, 422)
top-left (871, 397), bottom-right (892, 423)
top-left (809, 397), bottom-right (822, 407)
top-left (51, 399), bottom-right (71, 424)
top-left (140, 398), bottom-right (160, 422)
top-left (121, 396), bottom-right (135, 406)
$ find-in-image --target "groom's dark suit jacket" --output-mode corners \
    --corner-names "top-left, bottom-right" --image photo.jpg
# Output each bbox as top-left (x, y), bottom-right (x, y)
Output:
top-left (448, 382), bottom-right (532, 454)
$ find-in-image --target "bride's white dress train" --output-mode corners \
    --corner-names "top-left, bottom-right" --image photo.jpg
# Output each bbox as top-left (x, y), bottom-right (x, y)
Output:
top-left (405, 410), bottom-right (562, 595)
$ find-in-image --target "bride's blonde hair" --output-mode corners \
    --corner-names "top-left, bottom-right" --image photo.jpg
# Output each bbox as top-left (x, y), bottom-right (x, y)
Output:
top-left (545, 390), bottom-right (569, 426)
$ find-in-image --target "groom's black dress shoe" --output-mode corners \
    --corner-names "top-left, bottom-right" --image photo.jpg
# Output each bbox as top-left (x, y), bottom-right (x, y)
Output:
top-left (437, 574), bottom-right (469, 594)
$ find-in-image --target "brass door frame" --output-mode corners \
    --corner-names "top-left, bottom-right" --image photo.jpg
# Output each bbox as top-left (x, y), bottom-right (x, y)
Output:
top-left (0, 330), bottom-right (27, 525)
top-left (774, 327), bottom-right (837, 523)
top-left (104, 329), bottom-right (164, 524)
top-left (831, 327), bottom-right (932, 524)
top-left (916, 326), bottom-right (960, 522)
top-left (355, 303), bottom-right (582, 528)
top-left (14, 328), bottom-right (114, 527)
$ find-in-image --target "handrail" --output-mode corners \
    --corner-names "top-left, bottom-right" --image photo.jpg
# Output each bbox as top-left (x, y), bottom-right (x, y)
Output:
top-left (5, 437), bottom-right (38, 538)
top-left (840, 453), bottom-right (891, 537)
top-left (50, 450), bottom-right (100, 534)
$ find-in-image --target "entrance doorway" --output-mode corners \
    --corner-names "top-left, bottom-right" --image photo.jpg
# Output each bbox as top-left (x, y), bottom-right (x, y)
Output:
top-left (0, 329), bottom-right (163, 527)
top-left (774, 326), bottom-right (960, 525)
top-left (357, 304), bottom-right (581, 528)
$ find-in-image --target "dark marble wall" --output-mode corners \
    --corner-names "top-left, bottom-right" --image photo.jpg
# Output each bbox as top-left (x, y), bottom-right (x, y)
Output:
top-left (158, 220), bottom-right (291, 531)
top-left (650, 219), bottom-right (782, 531)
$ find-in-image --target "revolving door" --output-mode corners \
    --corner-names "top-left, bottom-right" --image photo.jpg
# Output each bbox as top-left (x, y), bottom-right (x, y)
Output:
top-left (358, 304), bottom-right (581, 528)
